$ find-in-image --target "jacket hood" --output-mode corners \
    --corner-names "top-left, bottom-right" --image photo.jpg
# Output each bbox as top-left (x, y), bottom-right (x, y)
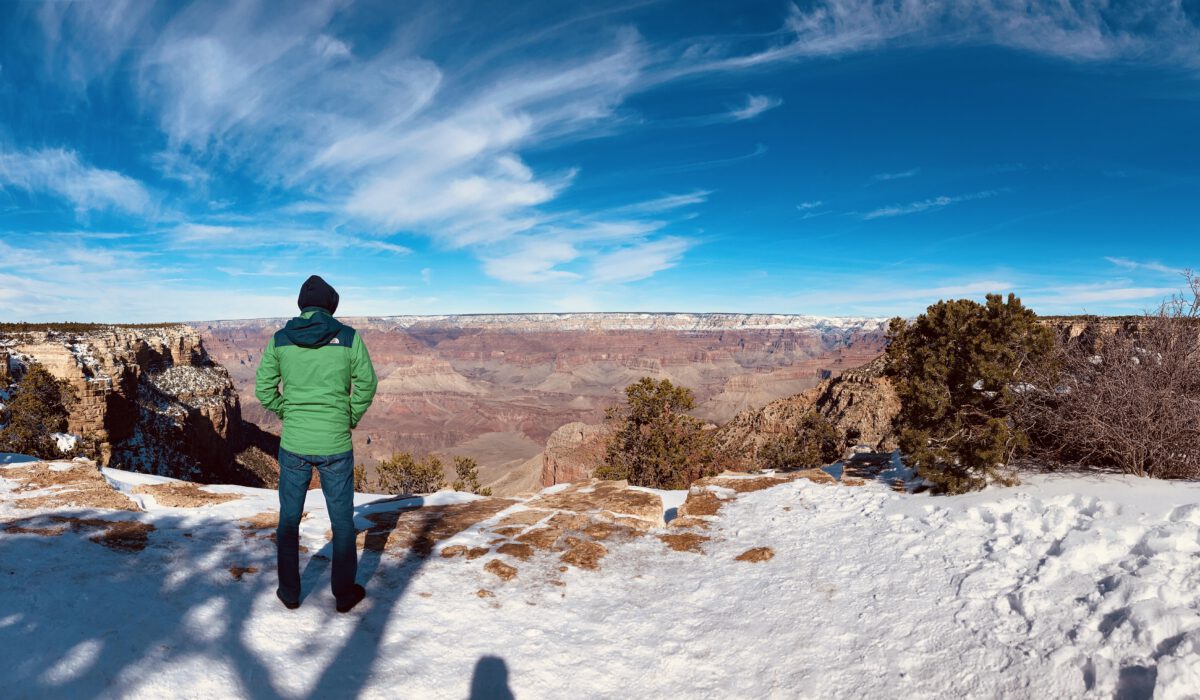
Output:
top-left (281, 310), bottom-right (346, 349)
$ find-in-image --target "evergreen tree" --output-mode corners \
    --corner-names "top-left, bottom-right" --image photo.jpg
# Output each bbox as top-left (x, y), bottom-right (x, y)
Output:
top-left (451, 456), bottom-right (492, 496)
top-left (0, 363), bottom-right (76, 459)
top-left (758, 411), bottom-right (841, 469)
top-left (595, 377), bottom-right (718, 489)
top-left (885, 293), bottom-right (1052, 493)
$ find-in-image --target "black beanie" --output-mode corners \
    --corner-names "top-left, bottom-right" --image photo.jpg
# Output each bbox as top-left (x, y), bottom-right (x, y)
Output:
top-left (297, 275), bottom-right (339, 314)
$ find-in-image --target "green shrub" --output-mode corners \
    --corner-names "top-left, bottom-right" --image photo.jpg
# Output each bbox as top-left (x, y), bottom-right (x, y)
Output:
top-left (375, 452), bottom-right (446, 495)
top-left (595, 377), bottom-right (718, 489)
top-left (451, 456), bottom-right (492, 496)
top-left (0, 363), bottom-right (77, 459)
top-left (757, 411), bottom-right (841, 469)
top-left (885, 294), bottom-right (1052, 493)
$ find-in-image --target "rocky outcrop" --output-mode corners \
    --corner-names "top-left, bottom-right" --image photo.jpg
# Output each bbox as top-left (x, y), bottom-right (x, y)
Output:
top-left (540, 421), bottom-right (611, 487)
top-left (718, 356), bottom-right (900, 468)
top-left (0, 326), bottom-right (270, 485)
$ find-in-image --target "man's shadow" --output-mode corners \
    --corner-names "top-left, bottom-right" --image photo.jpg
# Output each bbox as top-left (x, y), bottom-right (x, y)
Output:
top-left (469, 656), bottom-right (515, 700)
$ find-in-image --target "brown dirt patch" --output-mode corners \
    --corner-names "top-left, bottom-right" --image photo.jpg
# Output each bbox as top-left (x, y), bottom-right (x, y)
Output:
top-left (559, 537), bottom-right (606, 571)
top-left (516, 527), bottom-right (562, 551)
top-left (466, 546), bottom-right (490, 560)
top-left (490, 526), bottom-right (525, 537)
top-left (134, 482), bottom-right (241, 508)
top-left (678, 491), bottom-right (723, 517)
top-left (2, 515), bottom-right (154, 552)
top-left (484, 559), bottom-right (518, 582)
top-left (229, 566), bottom-right (258, 581)
top-left (658, 532), bottom-right (710, 554)
top-left (841, 477), bottom-right (867, 487)
top-left (476, 589), bottom-right (496, 598)
top-left (441, 544), bottom-right (467, 558)
top-left (5, 462), bottom-right (139, 512)
top-left (359, 498), bottom-right (517, 557)
top-left (736, 547), bottom-right (775, 563)
top-left (92, 521), bottom-right (156, 552)
top-left (496, 542), bottom-right (534, 561)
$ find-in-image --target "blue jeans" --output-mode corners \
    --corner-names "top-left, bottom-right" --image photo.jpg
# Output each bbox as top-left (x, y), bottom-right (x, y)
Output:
top-left (276, 447), bottom-right (358, 606)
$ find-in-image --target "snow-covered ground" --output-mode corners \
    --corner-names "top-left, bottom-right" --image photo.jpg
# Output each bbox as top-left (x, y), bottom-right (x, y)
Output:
top-left (1, 460), bottom-right (1198, 699)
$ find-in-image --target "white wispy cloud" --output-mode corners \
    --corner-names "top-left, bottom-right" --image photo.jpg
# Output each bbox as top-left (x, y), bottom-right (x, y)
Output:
top-left (612, 191), bottom-right (711, 214)
top-left (482, 239), bottom-right (581, 284)
top-left (862, 190), bottom-right (1000, 219)
top-left (172, 223), bottom-right (410, 255)
top-left (673, 0), bottom-right (1200, 75)
top-left (0, 148), bottom-right (151, 214)
top-left (591, 237), bottom-right (691, 283)
top-left (729, 94), bottom-right (783, 120)
top-left (797, 200), bottom-right (823, 210)
top-left (869, 167), bottom-right (920, 182)
top-left (1104, 257), bottom-right (1184, 276)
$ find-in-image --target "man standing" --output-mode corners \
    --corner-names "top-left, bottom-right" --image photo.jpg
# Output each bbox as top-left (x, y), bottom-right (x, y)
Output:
top-left (255, 275), bottom-right (378, 612)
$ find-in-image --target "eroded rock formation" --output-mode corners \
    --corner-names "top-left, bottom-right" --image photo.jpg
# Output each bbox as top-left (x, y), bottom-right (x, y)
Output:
top-left (0, 326), bottom-right (273, 485)
top-left (717, 355), bottom-right (901, 468)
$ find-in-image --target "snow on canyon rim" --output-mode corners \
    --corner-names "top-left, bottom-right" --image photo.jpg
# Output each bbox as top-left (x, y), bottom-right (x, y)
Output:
top-left (0, 459), bottom-right (1197, 699)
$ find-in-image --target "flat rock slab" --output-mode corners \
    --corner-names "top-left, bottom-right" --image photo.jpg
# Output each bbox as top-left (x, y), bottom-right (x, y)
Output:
top-left (524, 479), bottom-right (663, 527)
top-left (355, 499), bottom-right (519, 557)
top-left (2, 461), bottom-right (140, 512)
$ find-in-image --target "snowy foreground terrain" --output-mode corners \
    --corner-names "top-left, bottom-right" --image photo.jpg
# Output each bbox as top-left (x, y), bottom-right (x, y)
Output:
top-left (1, 455), bottom-right (1199, 699)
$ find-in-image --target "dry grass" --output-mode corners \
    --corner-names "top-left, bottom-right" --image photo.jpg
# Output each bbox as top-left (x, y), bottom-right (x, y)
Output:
top-left (559, 537), bottom-right (606, 570)
top-left (735, 547), bottom-right (774, 563)
top-left (229, 565), bottom-right (258, 581)
top-left (677, 491), bottom-right (723, 517)
top-left (496, 542), bottom-right (534, 561)
top-left (134, 482), bottom-right (241, 508)
top-left (658, 532), bottom-right (709, 554)
top-left (484, 559), bottom-right (518, 582)
top-left (2, 514), bottom-right (155, 552)
top-left (6, 462), bottom-right (139, 512)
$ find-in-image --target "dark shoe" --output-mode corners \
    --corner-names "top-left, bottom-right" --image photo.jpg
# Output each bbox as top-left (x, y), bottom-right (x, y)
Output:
top-left (277, 589), bottom-right (300, 610)
top-left (336, 584), bottom-right (366, 613)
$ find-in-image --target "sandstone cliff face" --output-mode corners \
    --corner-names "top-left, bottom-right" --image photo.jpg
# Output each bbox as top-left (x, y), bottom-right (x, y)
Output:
top-left (540, 421), bottom-right (612, 487)
top-left (718, 356), bottom-right (900, 468)
top-left (0, 327), bottom-right (268, 485)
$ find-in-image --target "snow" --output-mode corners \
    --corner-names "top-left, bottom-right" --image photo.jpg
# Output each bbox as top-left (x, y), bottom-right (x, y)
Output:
top-left (51, 433), bottom-right (79, 454)
top-left (1, 463), bottom-right (1199, 698)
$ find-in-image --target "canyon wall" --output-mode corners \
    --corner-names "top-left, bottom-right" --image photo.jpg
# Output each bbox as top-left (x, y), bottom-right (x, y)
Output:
top-left (0, 326), bottom-right (273, 486)
top-left (197, 313), bottom-right (889, 493)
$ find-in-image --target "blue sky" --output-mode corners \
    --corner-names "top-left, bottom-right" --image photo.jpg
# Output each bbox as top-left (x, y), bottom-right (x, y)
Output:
top-left (1, 0), bottom-right (1198, 321)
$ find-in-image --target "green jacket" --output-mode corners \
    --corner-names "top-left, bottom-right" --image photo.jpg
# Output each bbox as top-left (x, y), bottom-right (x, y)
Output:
top-left (255, 308), bottom-right (378, 456)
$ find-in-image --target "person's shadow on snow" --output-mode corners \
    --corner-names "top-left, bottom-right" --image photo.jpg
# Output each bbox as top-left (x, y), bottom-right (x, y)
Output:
top-left (468, 656), bottom-right (515, 700)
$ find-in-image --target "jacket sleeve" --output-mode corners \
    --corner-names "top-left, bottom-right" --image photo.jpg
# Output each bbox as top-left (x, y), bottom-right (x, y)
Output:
top-left (349, 333), bottom-right (378, 428)
top-left (254, 337), bottom-right (285, 417)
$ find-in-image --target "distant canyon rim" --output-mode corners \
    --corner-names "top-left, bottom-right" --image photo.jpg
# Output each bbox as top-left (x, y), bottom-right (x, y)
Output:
top-left (196, 313), bottom-right (889, 494)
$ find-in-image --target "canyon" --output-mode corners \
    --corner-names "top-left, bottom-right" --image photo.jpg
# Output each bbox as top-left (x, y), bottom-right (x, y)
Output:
top-left (196, 313), bottom-right (889, 493)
